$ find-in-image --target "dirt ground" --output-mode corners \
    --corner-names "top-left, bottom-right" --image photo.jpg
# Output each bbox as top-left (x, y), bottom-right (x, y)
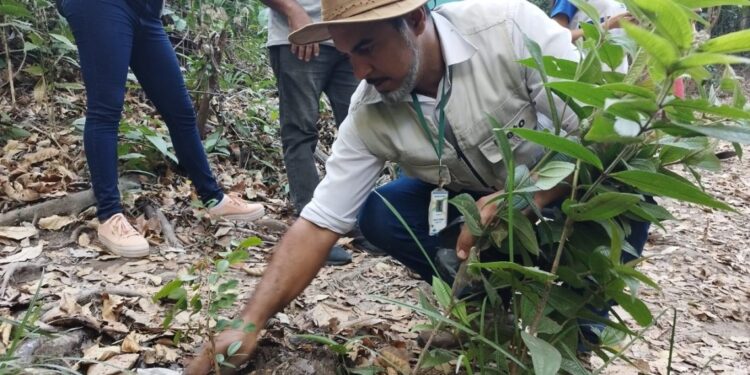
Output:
top-left (2, 152), bottom-right (748, 375)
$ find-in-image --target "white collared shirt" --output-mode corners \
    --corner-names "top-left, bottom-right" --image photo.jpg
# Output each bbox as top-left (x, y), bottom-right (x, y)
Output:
top-left (300, 0), bottom-right (580, 234)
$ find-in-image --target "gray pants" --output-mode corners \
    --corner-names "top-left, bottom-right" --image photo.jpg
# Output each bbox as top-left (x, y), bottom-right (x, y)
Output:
top-left (269, 45), bottom-right (358, 214)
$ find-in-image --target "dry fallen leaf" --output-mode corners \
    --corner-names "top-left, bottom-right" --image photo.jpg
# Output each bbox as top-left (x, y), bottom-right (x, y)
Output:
top-left (82, 345), bottom-right (121, 362)
top-left (307, 302), bottom-right (353, 328)
top-left (377, 345), bottom-right (411, 374)
top-left (0, 241), bottom-right (45, 264)
top-left (121, 331), bottom-right (142, 353)
top-left (78, 233), bottom-right (91, 247)
top-left (2, 140), bottom-right (27, 160)
top-left (86, 353), bottom-right (139, 375)
top-left (38, 215), bottom-right (77, 231)
top-left (23, 147), bottom-right (60, 164)
top-left (0, 226), bottom-right (38, 241)
top-left (102, 294), bottom-right (124, 322)
top-left (242, 265), bottom-right (265, 277)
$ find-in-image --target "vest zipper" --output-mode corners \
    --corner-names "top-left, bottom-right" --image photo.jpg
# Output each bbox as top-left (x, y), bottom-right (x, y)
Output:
top-left (444, 123), bottom-right (492, 189)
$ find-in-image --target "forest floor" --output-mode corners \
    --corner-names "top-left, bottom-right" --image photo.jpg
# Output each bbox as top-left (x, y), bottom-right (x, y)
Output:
top-left (0, 76), bottom-right (748, 375)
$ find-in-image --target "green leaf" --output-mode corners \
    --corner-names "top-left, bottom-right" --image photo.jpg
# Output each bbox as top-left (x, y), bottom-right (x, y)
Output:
top-left (510, 128), bottom-right (603, 170)
top-left (217, 280), bottom-right (239, 294)
top-left (615, 265), bottom-right (660, 289)
top-left (599, 42), bottom-right (625, 72)
top-left (225, 249), bottom-right (249, 265)
top-left (569, 0), bottom-right (602, 37)
top-left (611, 170), bottom-right (732, 210)
top-left (518, 56), bottom-right (578, 80)
top-left (294, 334), bottom-right (348, 354)
top-left (675, 53), bottom-right (750, 70)
top-left (621, 21), bottom-right (679, 67)
top-left (521, 331), bottom-right (562, 375)
top-left (700, 29), bottom-right (750, 54)
top-left (145, 134), bottom-right (178, 163)
top-left (153, 279), bottom-right (183, 301)
top-left (227, 341), bottom-right (242, 357)
top-left (674, 0), bottom-right (750, 7)
top-left (666, 99), bottom-right (750, 120)
top-left (670, 123), bottom-right (750, 145)
top-left (585, 115), bottom-right (639, 143)
top-left (49, 33), bottom-right (77, 51)
top-left (432, 276), bottom-right (452, 309)
top-left (503, 211), bottom-right (540, 256)
top-left (238, 236), bottom-right (262, 250)
top-left (598, 83), bottom-right (656, 99)
top-left (216, 259), bottom-right (230, 273)
top-left (534, 161), bottom-right (575, 190)
top-left (605, 98), bottom-right (658, 121)
top-left (565, 193), bottom-right (642, 221)
top-left (449, 194), bottom-right (482, 236)
top-left (632, 0), bottom-right (693, 50)
top-left (0, 0), bottom-right (31, 18)
top-left (611, 291), bottom-right (653, 326)
top-left (545, 81), bottom-right (612, 108)
top-left (472, 262), bottom-right (556, 282)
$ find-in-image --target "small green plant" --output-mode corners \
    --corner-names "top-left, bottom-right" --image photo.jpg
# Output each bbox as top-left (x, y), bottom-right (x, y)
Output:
top-left (153, 236), bottom-right (260, 371)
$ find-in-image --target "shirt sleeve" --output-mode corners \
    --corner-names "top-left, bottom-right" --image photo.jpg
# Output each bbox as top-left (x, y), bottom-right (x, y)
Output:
top-left (300, 116), bottom-right (386, 234)
top-left (549, 0), bottom-right (578, 23)
top-left (508, 0), bottom-right (581, 134)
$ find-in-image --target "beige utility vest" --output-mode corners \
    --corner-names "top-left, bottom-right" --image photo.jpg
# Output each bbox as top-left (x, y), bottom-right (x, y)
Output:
top-left (348, 4), bottom-right (546, 193)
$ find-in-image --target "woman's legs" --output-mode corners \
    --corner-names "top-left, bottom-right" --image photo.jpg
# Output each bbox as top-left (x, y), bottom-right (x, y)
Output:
top-left (62, 0), bottom-right (138, 221)
top-left (129, 4), bottom-right (223, 206)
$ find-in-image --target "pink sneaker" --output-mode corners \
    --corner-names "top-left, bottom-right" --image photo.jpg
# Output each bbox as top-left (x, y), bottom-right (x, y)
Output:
top-left (208, 195), bottom-right (265, 222)
top-left (97, 213), bottom-right (150, 257)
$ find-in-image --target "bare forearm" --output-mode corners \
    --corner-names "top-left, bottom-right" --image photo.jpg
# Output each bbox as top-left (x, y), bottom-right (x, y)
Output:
top-left (533, 183), bottom-right (570, 210)
top-left (569, 28), bottom-right (584, 42)
top-left (259, 0), bottom-right (306, 20)
top-left (238, 218), bottom-right (338, 326)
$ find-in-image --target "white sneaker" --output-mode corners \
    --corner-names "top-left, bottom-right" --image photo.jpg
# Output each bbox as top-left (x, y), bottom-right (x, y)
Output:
top-left (208, 195), bottom-right (265, 222)
top-left (97, 213), bottom-right (150, 257)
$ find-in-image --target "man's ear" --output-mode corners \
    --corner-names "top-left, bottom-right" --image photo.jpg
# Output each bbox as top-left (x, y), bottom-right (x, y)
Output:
top-left (406, 6), bottom-right (427, 35)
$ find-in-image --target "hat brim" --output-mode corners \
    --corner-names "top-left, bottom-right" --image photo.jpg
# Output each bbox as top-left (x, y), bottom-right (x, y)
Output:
top-left (288, 0), bottom-right (429, 45)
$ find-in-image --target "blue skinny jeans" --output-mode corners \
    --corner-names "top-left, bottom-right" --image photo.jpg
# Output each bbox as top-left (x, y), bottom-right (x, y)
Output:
top-left (57, 0), bottom-right (223, 221)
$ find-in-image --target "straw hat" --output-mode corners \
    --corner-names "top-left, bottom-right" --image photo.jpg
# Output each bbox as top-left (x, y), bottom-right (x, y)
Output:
top-left (289, 0), bottom-right (429, 45)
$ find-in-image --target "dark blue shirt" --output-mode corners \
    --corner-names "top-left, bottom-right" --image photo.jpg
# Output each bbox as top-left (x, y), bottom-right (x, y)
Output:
top-left (550, 0), bottom-right (578, 22)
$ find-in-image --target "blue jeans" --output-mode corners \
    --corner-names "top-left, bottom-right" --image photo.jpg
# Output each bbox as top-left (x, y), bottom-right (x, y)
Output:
top-left (58, 0), bottom-right (223, 221)
top-left (268, 45), bottom-right (358, 214)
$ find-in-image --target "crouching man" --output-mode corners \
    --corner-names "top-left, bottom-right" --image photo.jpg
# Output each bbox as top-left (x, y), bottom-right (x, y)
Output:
top-left (184, 0), bottom-right (646, 372)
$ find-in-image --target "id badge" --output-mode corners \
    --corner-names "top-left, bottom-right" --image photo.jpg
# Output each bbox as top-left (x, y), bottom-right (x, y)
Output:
top-left (428, 188), bottom-right (449, 236)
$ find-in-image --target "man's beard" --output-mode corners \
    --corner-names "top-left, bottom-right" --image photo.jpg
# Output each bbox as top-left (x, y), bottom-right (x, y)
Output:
top-left (380, 30), bottom-right (420, 105)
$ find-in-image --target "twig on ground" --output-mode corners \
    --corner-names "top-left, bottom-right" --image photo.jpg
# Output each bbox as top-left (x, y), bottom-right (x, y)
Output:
top-left (143, 204), bottom-right (183, 249)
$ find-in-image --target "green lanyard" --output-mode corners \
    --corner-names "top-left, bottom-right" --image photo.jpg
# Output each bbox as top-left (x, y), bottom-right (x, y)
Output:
top-left (410, 70), bottom-right (451, 169)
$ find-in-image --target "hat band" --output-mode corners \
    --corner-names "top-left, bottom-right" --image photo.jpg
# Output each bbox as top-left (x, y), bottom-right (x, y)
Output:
top-left (325, 0), bottom-right (402, 20)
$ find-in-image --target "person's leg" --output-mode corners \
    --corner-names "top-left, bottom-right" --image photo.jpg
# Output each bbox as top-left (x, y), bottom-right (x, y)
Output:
top-left (61, 0), bottom-right (137, 221)
top-left (269, 45), bottom-right (330, 214)
top-left (358, 177), bottom-right (468, 280)
top-left (321, 46), bottom-right (358, 127)
top-left (128, 3), bottom-right (223, 206)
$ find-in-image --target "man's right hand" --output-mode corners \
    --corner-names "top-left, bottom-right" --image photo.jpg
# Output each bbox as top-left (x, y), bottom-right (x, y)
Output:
top-left (184, 328), bottom-right (259, 375)
top-left (288, 10), bottom-right (319, 61)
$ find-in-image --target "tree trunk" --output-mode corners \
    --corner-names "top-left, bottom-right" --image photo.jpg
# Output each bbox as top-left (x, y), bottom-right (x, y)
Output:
top-left (195, 29), bottom-right (228, 138)
top-left (741, 6), bottom-right (750, 31)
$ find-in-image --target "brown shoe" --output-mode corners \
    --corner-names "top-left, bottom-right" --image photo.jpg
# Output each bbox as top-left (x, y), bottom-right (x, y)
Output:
top-left (97, 213), bottom-right (150, 257)
top-left (208, 195), bottom-right (265, 222)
